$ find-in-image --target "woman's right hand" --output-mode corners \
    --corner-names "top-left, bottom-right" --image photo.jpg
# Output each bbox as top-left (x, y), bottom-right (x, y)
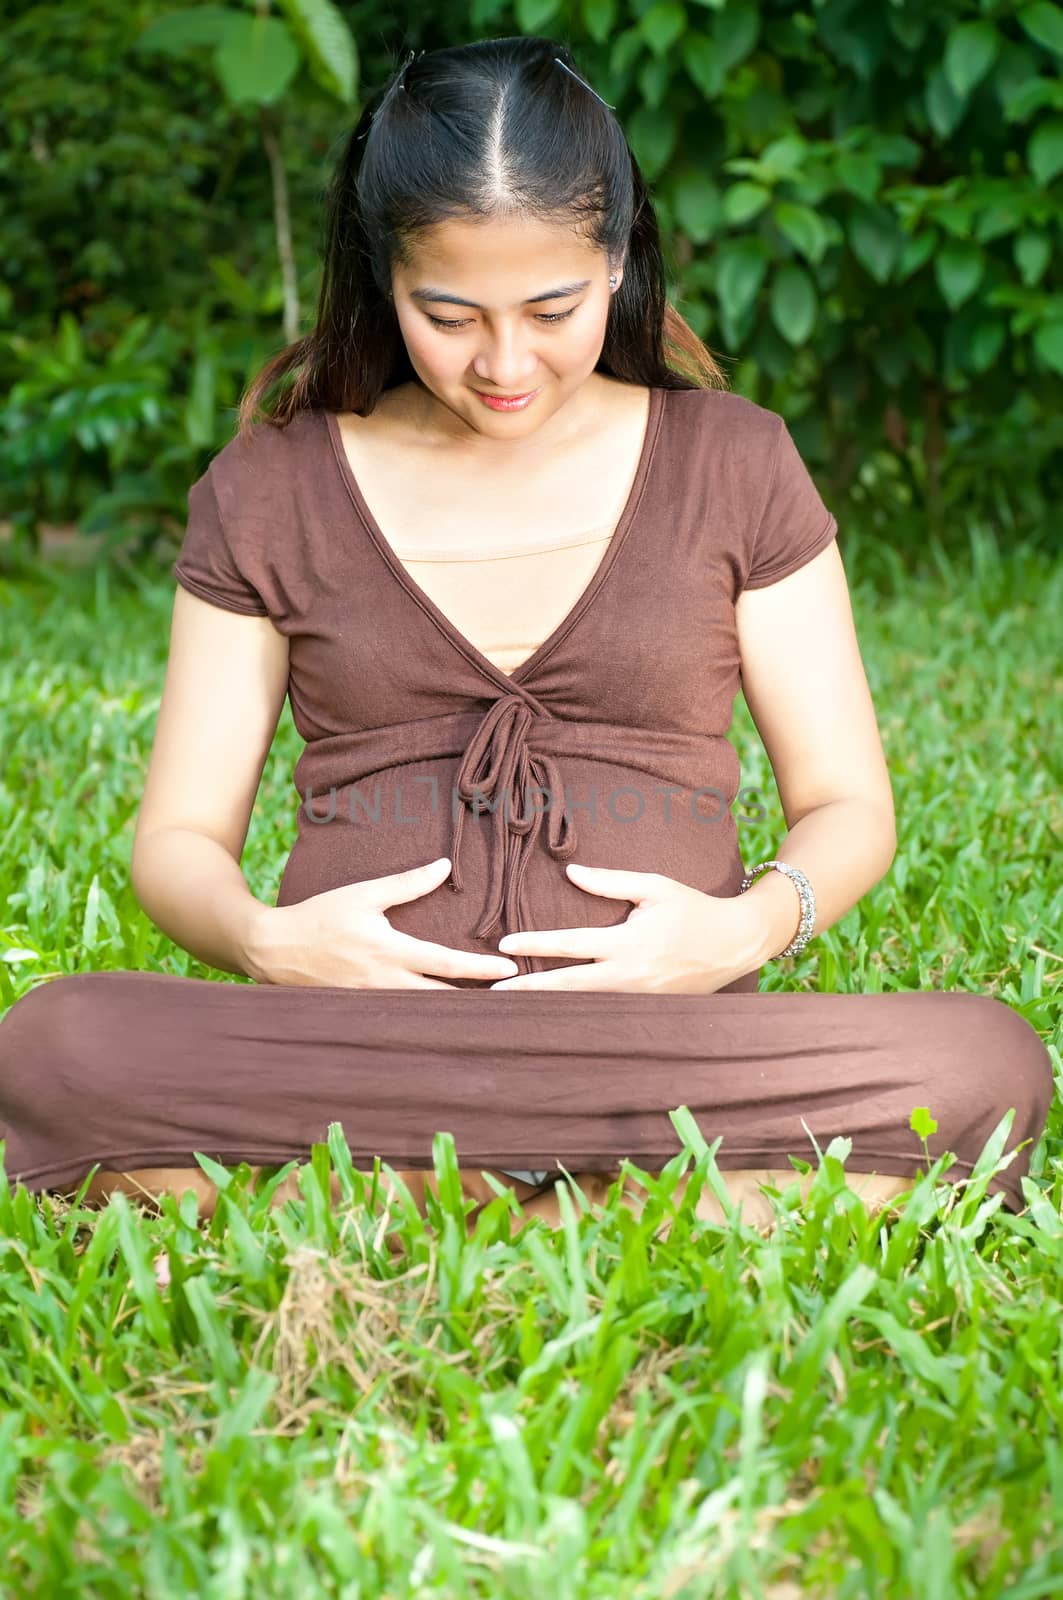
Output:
top-left (242, 856), bottom-right (520, 989)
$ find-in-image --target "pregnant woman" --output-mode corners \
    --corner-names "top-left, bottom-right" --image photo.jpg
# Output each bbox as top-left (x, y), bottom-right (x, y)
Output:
top-left (0, 38), bottom-right (1053, 1238)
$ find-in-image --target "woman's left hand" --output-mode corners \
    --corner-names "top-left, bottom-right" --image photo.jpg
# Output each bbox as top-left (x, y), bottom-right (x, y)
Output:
top-left (488, 862), bottom-right (765, 992)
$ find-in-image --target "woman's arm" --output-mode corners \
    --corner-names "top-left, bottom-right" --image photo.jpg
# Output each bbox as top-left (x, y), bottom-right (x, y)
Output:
top-left (131, 586), bottom-right (290, 975)
top-left (132, 826), bottom-right (273, 978)
top-left (734, 539), bottom-right (897, 962)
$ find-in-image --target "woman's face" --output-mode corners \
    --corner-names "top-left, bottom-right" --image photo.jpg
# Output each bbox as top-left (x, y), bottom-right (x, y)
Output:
top-left (388, 214), bottom-right (622, 446)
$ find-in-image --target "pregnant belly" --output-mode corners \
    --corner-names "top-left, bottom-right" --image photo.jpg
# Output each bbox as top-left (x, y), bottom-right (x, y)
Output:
top-left (275, 755), bottom-right (759, 991)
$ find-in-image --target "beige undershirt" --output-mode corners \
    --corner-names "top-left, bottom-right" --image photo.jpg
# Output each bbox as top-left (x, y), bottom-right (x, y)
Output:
top-left (391, 523), bottom-right (616, 677)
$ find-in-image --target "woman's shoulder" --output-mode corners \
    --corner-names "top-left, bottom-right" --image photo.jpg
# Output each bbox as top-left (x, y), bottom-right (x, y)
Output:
top-left (197, 409), bottom-right (332, 535)
top-left (664, 383), bottom-right (787, 441)
top-left (657, 386), bottom-right (792, 490)
top-left (205, 407), bottom-right (325, 487)
top-left (204, 409), bottom-right (324, 481)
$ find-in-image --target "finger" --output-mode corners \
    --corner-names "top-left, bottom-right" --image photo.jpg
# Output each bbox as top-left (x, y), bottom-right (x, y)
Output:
top-left (490, 965), bottom-right (633, 992)
top-left (373, 857), bottom-right (454, 907)
top-left (565, 863), bottom-right (661, 902)
top-left (385, 928), bottom-right (519, 981)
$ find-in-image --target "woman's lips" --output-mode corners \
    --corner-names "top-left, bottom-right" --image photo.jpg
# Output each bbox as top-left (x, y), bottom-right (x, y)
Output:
top-left (476, 387), bottom-right (541, 411)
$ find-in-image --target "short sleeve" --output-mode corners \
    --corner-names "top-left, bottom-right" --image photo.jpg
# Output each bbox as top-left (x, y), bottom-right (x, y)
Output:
top-left (172, 467), bottom-right (269, 617)
top-left (742, 420), bottom-right (838, 590)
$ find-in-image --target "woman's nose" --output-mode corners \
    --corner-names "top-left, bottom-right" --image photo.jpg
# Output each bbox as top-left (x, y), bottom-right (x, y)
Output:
top-left (474, 328), bottom-right (541, 386)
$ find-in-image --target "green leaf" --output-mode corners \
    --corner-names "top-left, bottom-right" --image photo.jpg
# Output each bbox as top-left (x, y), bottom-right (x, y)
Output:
top-left (755, 135), bottom-right (808, 181)
top-left (1033, 320), bottom-right (1063, 374)
top-left (722, 181), bottom-right (771, 225)
top-left (785, 1266), bottom-right (879, 1415)
top-left (835, 151), bottom-right (882, 203)
top-left (609, 26), bottom-right (643, 77)
top-left (274, 0), bottom-right (358, 103)
top-left (79, 876), bottom-right (98, 952)
top-left (849, 208), bottom-right (902, 284)
top-left (683, 33), bottom-right (725, 98)
top-left (1019, 2), bottom-right (1063, 55)
top-left (926, 65), bottom-right (967, 138)
top-left (770, 264), bottom-right (817, 346)
top-left (673, 171), bottom-right (722, 242)
top-left (935, 201), bottom-right (975, 240)
top-left (1014, 232), bottom-right (1051, 285)
top-left (909, 1107), bottom-right (939, 1140)
top-left (627, 105), bottom-right (678, 178)
top-left (583, 0), bottom-right (618, 46)
top-left (975, 200), bottom-right (1026, 242)
top-left (869, 133), bottom-right (922, 168)
top-left (1028, 116), bottom-right (1063, 183)
top-left (715, 3), bottom-right (759, 71)
top-left (935, 241), bottom-right (985, 308)
top-left (184, 346), bottom-right (216, 447)
top-left (137, 6), bottom-right (238, 54)
top-left (515, 0), bottom-right (562, 31)
top-left (715, 236), bottom-right (768, 323)
top-left (969, 320), bottom-right (1006, 372)
top-left (895, 231), bottom-right (936, 282)
top-left (192, 1151), bottom-right (238, 1192)
top-left (640, 2), bottom-right (686, 57)
top-left (773, 202), bottom-right (831, 264)
top-left (213, 13), bottom-right (300, 106)
top-left (960, 1108), bottom-right (1017, 1204)
top-left (944, 22), bottom-right (1001, 99)
top-left (57, 312), bottom-right (84, 367)
top-left (1001, 75), bottom-right (1060, 124)
top-left (208, 254), bottom-right (264, 311)
top-left (114, 1199), bottom-right (173, 1350)
top-left (638, 56), bottom-right (671, 109)
top-left (858, 1307), bottom-right (960, 1406)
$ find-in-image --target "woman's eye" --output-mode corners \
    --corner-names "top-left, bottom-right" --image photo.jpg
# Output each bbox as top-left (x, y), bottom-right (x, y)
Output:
top-left (426, 308), bottom-right (578, 330)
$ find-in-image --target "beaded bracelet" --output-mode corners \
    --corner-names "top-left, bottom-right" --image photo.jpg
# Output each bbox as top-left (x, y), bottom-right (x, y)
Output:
top-left (739, 859), bottom-right (817, 959)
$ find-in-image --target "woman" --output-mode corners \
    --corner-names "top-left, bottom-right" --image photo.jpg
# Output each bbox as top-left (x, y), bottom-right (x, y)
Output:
top-left (0, 37), bottom-right (1053, 1239)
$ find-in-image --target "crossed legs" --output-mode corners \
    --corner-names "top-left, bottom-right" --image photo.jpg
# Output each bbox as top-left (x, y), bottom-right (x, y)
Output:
top-left (70, 1161), bottom-right (915, 1243)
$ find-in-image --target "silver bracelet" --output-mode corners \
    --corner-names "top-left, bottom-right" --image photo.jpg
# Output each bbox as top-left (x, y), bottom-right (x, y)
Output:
top-left (739, 859), bottom-right (816, 958)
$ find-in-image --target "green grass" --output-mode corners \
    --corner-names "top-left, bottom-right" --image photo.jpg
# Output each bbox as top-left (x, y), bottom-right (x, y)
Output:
top-left (0, 524), bottom-right (1061, 1596)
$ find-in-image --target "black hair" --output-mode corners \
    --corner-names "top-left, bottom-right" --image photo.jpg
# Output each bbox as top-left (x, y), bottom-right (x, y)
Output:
top-left (238, 35), bottom-right (728, 434)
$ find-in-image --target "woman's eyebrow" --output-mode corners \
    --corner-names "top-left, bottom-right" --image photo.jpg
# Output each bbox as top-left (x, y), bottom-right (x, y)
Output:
top-left (408, 279), bottom-right (592, 308)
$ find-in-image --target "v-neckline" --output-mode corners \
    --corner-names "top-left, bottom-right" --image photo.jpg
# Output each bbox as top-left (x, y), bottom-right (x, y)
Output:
top-left (324, 385), bottom-right (665, 689)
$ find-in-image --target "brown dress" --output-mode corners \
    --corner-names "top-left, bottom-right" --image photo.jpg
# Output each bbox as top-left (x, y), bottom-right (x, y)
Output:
top-left (0, 386), bottom-right (1053, 1212)
top-left (389, 513), bottom-right (626, 1186)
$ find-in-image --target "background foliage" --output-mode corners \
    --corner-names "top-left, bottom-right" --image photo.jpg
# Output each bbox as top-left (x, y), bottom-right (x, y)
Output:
top-left (2, 0), bottom-right (1061, 568)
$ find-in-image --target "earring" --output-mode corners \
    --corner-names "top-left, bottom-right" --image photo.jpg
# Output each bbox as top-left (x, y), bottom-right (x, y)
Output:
top-left (609, 275), bottom-right (617, 288)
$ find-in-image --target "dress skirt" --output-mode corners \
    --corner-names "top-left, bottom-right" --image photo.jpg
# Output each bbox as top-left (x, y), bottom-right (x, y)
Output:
top-left (0, 970), bottom-right (1054, 1216)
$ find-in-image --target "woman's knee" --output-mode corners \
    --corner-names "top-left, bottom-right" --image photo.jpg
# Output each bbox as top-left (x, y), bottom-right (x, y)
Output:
top-left (0, 977), bottom-right (94, 1154)
top-left (1, 973), bottom-right (116, 1096)
top-left (915, 994), bottom-right (1055, 1187)
top-left (983, 996), bottom-right (1055, 1119)
top-left (952, 994), bottom-right (1054, 1138)
top-left (1, 975), bottom-right (76, 1058)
